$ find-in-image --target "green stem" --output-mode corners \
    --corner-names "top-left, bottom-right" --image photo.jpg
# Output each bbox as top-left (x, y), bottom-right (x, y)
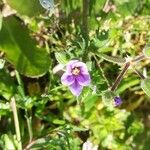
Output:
top-left (15, 71), bottom-right (33, 144)
top-left (82, 0), bottom-right (89, 39)
top-left (25, 110), bottom-right (33, 143)
top-left (11, 97), bottom-right (22, 150)
top-left (82, 0), bottom-right (89, 61)
top-left (93, 54), bottom-right (110, 87)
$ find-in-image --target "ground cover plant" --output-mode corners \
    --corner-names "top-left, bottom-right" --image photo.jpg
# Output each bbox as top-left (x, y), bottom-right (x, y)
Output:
top-left (0, 0), bottom-right (150, 149)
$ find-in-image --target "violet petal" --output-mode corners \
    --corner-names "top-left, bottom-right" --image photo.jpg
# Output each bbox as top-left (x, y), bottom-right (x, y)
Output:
top-left (66, 60), bottom-right (79, 74)
top-left (72, 62), bottom-right (89, 74)
top-left (69, 80), bottom-right (83, 96)
top-left (114, 96), bottom-right (122, 106)
top-left (76, 74), bottom-right (91, 86)
top-left (61, 73), bottom-right (75, 85)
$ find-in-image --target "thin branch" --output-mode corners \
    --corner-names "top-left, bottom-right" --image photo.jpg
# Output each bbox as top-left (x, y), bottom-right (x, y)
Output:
top-left (133, 67), bottom-right (146, 79)
top-left (111, 62), bottom-right (130, 91)
top-left (132, 54), bottom-right (146, 63)
top-left (93, 54), bottom-right (110, 87)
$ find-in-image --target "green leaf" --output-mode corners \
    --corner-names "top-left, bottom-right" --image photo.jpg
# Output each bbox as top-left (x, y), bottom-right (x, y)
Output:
top-left (0, 102), bottom-right (10, 116)
top-left (0, 102), bottom-right (10, 110)
top-left (127, 121), bottom-right (144, 136)
top-left (114, 0), bottom-right (139, 16)
top-left (143, 45), bottom-right (150, 58)
top-left (0, 69), bottom-right (16, 99)
top-left (116, 77), bottom-right (140, 94)
top-left (53, 119), bottom-right (66, 125)
top-left (5, 0), bottom-right (44, 17)
top-left (55, 52), bottom-right (68, 64)
top-left (96, 53), bottom-right (126, 64)
top-left (84, 94), bottom-right (99, 112)
top-left (0, 16), bottom-right (50, 77)
top-left (141, 78), bottom-right (150, 98)
top-left (1, 134), bottom-right (16, 150)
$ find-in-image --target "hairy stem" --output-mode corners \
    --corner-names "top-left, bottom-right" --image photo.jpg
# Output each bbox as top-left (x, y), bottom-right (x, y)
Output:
top-left (111, 62), bottom-right (130, 91)
top-left (11, 97), bottom-right (22, 150)
top-left (132, 54), bottom-right (146, 63)
top-left (93, 54), bottom-right (110, 87)
top-left (133, 67), bottom-right (146, 79)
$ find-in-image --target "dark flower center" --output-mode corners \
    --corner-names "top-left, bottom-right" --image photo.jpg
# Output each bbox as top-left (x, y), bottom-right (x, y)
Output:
top-left (72, 67), bottom-right (80, 75)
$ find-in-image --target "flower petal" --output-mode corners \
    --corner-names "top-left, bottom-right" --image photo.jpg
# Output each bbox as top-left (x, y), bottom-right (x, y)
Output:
top-left (76, 74), bottom-right (91, 86)
top-left (66, 60), bottom-right (79, 73)
top-left (69, 80), bottom-right (83, 96)
top-left (114, 96), bottom-right (122, 106)
top-left (72, 62), bottom-right (89, 74)
top-left (61, 73), bottom-right (75, 85)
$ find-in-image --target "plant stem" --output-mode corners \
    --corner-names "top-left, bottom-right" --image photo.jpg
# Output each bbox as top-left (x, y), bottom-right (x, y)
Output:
top-left (82, 0), bottom-right (89, 39)
top-left (133, 67), bottom-right (146, 79)
top-left (15, 71), bottom-right (33, 144)
top-left (132, 54), bottom-right (146, 63)
top-left (82, 0), bottom-right (89, 61)
top-left (25, 110), bottom-right (33, 143)
top-left (11, 97), bottom-right (22, 150)
top-left (111, 62), bottom-right (130, 91)
top-left (93, 54), bottom-right (110, 87)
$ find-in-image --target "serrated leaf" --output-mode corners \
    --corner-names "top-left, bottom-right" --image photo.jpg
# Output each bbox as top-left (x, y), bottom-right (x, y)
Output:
top-left (141, 78), bottom-right (150, 98)
top-left (0, 16), bottom-right (50, 77)
top-left (97, 53), bottom-right (125, 64)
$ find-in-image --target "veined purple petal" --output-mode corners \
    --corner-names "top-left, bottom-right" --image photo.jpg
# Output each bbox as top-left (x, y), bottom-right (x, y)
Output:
top-left (72, 62), bottom-right (89, 74)
top-left (66, 60), bottom-right (79, 73)
top-left (61, 73), bottom-right (75, 85)
top-left (76, 74), bottom-right (91, 86)
top-left (69, 80), bottom-right (83, 96)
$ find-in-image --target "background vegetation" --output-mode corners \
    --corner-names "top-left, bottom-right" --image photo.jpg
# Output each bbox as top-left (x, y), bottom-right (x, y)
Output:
top-left (0, 0), bottom-right (150, 149)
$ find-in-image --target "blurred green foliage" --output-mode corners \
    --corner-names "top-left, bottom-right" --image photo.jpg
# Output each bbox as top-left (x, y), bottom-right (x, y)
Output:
top-left (0, 0), bottom-right (150, 149)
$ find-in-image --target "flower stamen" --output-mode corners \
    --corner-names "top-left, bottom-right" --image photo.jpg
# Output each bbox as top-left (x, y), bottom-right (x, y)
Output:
top-left (72, 67), bottom-right (80, 75)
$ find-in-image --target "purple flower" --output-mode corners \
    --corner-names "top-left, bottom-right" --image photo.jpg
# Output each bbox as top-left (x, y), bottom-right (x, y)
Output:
top-left (61, 60), bottom-right (91, 96)
top-left (114, 96), bottom-right (122, 106)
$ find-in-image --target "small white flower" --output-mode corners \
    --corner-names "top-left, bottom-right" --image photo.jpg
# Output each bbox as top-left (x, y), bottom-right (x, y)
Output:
top-left (82, 140), bottom-right (98, 150)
